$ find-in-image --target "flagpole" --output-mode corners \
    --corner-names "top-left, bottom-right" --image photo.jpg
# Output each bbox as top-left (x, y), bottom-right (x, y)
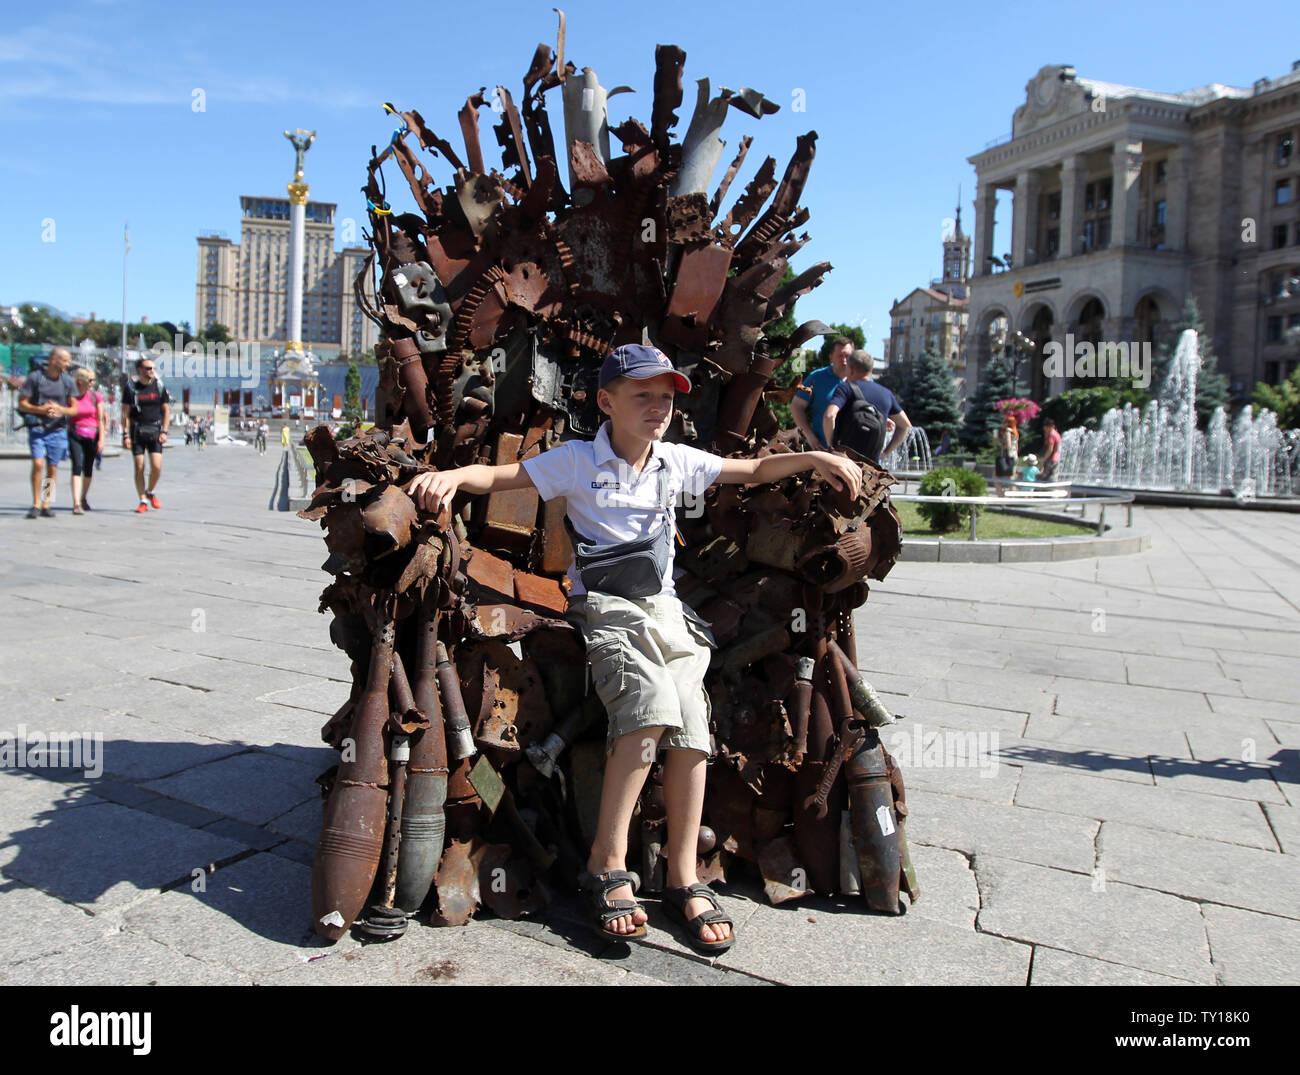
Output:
top-left (121, 222), bottom-right (129, 379)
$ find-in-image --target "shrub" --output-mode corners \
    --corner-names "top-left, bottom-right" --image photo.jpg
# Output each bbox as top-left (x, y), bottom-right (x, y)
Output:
top-left (917, 466), bottom-right (987, 531)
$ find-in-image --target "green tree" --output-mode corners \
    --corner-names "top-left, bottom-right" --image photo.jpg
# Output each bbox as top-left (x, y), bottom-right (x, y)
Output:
top-left (344, 361), bottom-right (362, 422)
top-left (1253, 365), bottom-right (1300, 429)
top-left (11, 304), bottom-right (74, 345)
top-left (960, 355), bottom-right (1015, 451)
top-left (202, 322), bottom-right (232, 343)
top-left (1153, 297), bottom-right (1230, 426)
top-left (903, 351), bottom-right (963, 445)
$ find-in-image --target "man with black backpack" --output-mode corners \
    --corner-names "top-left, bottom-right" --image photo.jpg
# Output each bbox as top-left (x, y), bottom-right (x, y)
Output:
top-left (821, 349), bottom-right (911, 464)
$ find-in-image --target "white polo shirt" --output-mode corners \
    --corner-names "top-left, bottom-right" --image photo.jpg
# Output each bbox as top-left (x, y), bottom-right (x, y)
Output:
top-left (522, 421), bottom-right (724, 597)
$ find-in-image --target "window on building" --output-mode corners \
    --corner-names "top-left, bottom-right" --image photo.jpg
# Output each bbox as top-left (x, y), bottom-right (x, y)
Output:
top-left (1279, 132), bottom-right (1295, 168)
top-left (1267, 316), bottom-right (1283, 342)
top-left (1155, 159), bottom-right (1167, 184)
top-left (1155, 201), bottom-right (1166, 227)
top-left (1047, 192), bottom-right (1061, 221)
top-left (1265, 361), bottom-right (1280, 384)
top-left (1277, 179), bottom-right (1293, 207)
top-left (1046, 228), bottom-right (1060, 256)
top-left (1276, 225), bottom-right (1291, 250)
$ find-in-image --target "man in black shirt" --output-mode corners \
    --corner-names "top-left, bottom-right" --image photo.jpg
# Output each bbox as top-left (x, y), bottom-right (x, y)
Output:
top-left (121, 356), bottom-right (172, 514)
top-left (17, 348), bottom-right (77, 517)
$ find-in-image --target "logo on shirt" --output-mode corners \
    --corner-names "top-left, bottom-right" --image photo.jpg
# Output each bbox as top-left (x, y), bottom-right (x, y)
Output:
top-left (591, 480), bottom-right (620, 490)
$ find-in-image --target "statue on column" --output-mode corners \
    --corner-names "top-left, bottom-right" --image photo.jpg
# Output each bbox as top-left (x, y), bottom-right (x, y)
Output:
top-left (285, 128), bottom-right (316, 180)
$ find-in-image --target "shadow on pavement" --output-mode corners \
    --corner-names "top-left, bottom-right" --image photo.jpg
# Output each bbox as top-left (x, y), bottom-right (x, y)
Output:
top-left (268, 452), bottom-right (291, 512)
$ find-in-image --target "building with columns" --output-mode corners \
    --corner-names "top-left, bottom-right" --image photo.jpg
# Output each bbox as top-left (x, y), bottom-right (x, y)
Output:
top-left (965, 61), bottom-right (1300, 404)
top-left (195, 198), bottom-right (378, 360)
top-left (887, 201), bottom-right (972, 399)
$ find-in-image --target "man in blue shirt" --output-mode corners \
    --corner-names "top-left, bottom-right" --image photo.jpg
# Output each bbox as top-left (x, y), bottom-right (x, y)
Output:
top-left (822, 350), bottom-right (912, 463)
top-left (790, 336), bottom-right (852, 448)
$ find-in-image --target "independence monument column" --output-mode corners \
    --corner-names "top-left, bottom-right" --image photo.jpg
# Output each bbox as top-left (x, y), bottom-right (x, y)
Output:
top-left (284, 128), bottom-right (315, 356)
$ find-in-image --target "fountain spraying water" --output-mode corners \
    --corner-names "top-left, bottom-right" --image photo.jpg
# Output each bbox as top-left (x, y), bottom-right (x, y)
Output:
top-left (1059, 330), bottom-right (1296, 497)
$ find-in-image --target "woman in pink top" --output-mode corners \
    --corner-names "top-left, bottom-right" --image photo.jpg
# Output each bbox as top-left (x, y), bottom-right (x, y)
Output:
top-left (68, 367), bottom-right (107, 514)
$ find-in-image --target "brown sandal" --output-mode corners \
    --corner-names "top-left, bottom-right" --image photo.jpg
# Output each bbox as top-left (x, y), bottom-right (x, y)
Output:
top-left (578, 869), bottom-right (647, 940)
top-left (663, 882), bottom-right (734, 954)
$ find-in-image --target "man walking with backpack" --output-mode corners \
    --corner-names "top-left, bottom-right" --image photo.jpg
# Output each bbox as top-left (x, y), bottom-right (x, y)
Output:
top-left (821, 349), bottom-right (911, 464)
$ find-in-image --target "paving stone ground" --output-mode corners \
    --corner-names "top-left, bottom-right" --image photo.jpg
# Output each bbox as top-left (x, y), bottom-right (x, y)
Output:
top-left (1, 442), bottom-right (1298, 985)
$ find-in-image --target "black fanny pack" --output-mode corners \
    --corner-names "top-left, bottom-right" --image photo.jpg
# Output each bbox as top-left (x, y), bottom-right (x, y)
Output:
top-left (135, 423), bottom-right (161, 439)
top-left (564, 467), bottom-right (675, 599)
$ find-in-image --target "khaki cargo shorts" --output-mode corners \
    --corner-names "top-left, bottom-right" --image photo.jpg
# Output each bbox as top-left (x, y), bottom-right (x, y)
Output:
top-left (565, 590), bottom-right (716, 757)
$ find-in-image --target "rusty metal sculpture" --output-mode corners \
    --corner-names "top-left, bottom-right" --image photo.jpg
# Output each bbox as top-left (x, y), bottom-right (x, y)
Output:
top-left (304, 16), bottom-right (915, 940)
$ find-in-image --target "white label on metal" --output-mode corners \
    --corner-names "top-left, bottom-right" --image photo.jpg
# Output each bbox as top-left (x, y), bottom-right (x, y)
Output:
top-left (582, 88), bottom-right (595, 111)
top-left (876, 805), bottom-right (895, 836)
top-left (393, 272), bottom-right (408, 288)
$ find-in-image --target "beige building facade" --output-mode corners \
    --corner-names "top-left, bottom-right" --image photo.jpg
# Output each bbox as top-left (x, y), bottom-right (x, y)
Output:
top-left (196, 196), bottom-right (378, 358)
top-left (887, 203), bottom-right (972, 398)
top-left (966, 61), bottom-right (1300, 404)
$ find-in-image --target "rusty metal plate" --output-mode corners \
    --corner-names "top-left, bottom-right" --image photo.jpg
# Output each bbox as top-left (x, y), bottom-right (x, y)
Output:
top-left (482, 433), bottom-right (540, 550)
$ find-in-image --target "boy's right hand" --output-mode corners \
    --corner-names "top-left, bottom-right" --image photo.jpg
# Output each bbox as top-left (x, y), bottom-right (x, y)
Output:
top-left (407, 470), bottom-right (460, 515)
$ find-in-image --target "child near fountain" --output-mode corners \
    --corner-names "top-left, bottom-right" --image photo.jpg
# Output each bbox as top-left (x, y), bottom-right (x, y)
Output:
top-left (1021, 454), bottom-right (1040, 482)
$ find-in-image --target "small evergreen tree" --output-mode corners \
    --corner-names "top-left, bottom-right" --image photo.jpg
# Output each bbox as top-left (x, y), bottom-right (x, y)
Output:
top-left (902, 351), bottom-right (962, 445)
top-left (960, 355), bottom-right (1015, 450)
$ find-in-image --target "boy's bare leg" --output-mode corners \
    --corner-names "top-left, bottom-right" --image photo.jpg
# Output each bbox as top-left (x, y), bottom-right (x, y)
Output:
top-left (662, 748), bottom-right (731, 943)
top-left (586, 728), bottom-right (664, 934)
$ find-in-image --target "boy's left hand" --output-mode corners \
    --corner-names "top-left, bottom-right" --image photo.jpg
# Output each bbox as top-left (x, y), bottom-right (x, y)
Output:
top-left (813, 453), bottom-right (863, 500)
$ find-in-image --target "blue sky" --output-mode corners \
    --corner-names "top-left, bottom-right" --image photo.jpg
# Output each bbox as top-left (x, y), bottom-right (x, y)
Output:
top-left (2, 0), bottom-right (1294, 351)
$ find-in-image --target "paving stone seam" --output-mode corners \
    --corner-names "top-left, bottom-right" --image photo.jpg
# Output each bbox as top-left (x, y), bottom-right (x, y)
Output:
top-left (147, 676), bottom-right (215, 694)
top-left (1258, 801), bottom-right (1288, 853)
top-left (1094, 877), bottom-right (1300, 925)
top-left (153, 847), bottom-right (266, 898)
top-left (487, 917), bottom-right (761, 983)
top-left (880, 585), bottom-right (1299, 630)
top-left (1002, 792), bottom-right (1286, 854)
top-left (1027, 943), bottom-right (1208, 986)
top-left (0, 921), bottom-right (132, 971)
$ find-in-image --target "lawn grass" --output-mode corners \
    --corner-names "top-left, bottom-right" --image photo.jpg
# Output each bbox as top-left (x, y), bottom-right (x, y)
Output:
top-left (893, 500), bottom-right (1095, 540)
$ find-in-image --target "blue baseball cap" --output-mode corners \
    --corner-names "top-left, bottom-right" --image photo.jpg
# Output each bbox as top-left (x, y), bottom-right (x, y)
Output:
top-left (599, 344), bottom-right (691, 393)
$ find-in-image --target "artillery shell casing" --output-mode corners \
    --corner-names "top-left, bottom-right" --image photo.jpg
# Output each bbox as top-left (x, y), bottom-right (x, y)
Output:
top-left (846, 732), bottom-right (902, 914)
top-left (312, 622), bottom-right (395, 940)
top-left (789, 657), bottom-right (815, 758)
top-left (435, 641), bottom-right (477, 760)
top-left (396, 609), bottom-right (449, 914)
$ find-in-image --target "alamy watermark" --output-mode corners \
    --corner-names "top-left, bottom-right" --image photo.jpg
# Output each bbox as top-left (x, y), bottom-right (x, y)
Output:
top-left (885, 723), bottom-right (1000, 779)
top-left (0, 725), bottom-right (104, 778)
top-left (145, 334), bottom-right (261, 388)
top-left (1042, 333), bottom-right (1151, 390)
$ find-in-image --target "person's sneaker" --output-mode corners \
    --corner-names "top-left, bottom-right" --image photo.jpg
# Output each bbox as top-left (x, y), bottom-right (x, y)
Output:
top-left (135, 501), bottom-right (149, 514)
top-left (26, 507), bottom-right (39, 519)
top-left (148, 493), bottom-right (162, 510)
top-left (39, 507), bottom-right (54, 517)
